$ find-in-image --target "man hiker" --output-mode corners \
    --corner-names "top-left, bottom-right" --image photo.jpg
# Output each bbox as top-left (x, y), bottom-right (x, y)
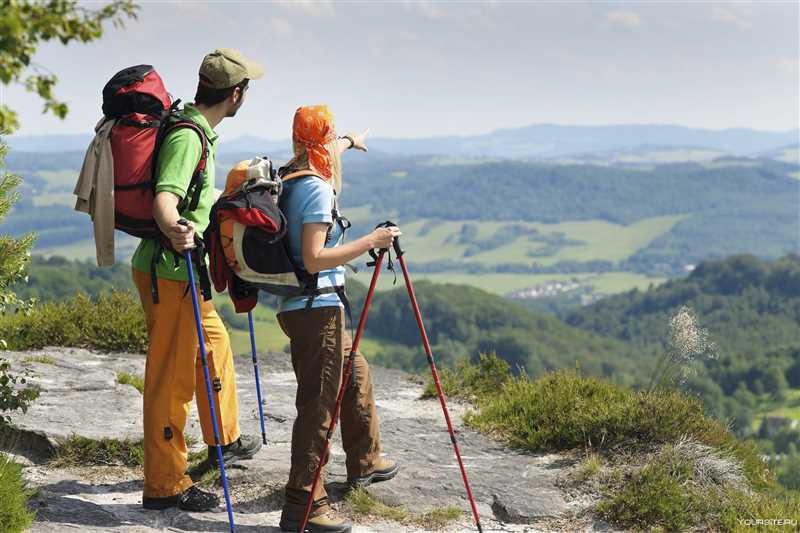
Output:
top-left (131, 48), bottom-right (265, 512)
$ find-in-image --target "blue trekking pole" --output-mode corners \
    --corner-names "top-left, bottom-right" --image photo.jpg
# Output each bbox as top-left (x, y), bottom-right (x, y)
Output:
top-left (247, 311), bottom-right (267, 444)
top-left (180, 220), bottom-right (235, 533)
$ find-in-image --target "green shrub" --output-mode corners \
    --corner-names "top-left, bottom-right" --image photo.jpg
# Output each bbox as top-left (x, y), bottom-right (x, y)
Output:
top-left (422, 352), bottom-right (511, 401)
top-left (597, 447), bottom-right (705, 531)
top-left (0, 147), bottom-right (40, 428)
top-left (431, 357), bottom-right (795, 531)
top-left (464, 369), bottom-right (771, 489)
top-left (0, 291), bottom-right (147, 353)
top-left (50, 436), bottom-right (144, 468)
top-left (0, 359), bottom-right (39, 426)
top-left (718, 486), bottom-right (800, 532)
top-left (599, 442), bottom-right (800, 532)
top-left (0, 453), bottom-right (34, 532)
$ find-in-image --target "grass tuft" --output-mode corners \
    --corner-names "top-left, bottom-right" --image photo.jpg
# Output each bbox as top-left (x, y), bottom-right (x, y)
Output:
top-left (346, 487), bottom-right (408, 522)
top-left (0, 453), bottom-right (35, 533)
top-left (574, 451), bottom-right (603, 482)
top-left (413, 506), bottom-right (464, 529)
top-left (21, 354), bottom-right (56, 365)
top-left (50, 435), bottom-right (144, 468)
top-left (597, 444), bottom-right (705, 531)
top-left (422, 352), bottom-right (511, 401)
top-left (344, 488), bottom-right (463, 529)
top-left (116, 372), bottom-right (144, 394)
top-left (197, 467), bottom-right (220, 488)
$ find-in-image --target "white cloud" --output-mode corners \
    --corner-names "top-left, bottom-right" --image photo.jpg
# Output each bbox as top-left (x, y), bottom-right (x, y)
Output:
top-left (267, 16), bottom-right (293, 37)
top-left (711, 4), bottom-right (753, 30)
top-left (603, 9), bottom-right (642, 30)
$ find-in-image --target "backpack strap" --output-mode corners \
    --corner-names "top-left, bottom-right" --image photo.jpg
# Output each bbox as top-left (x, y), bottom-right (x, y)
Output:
top-left (161, 119), bottom-right (209, 213)
top-left (330, 192), bottom-right (351, 243)
top-left (148, 114), bottom-right (210, 304)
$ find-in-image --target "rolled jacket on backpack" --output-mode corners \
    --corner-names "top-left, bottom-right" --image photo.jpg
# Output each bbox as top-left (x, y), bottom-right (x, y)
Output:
top-left (74, 117), bottom-right (116, 267)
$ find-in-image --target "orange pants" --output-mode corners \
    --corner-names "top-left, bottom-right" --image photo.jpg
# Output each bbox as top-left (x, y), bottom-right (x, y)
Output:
top-left (133, 268), bottom-right (241, 498)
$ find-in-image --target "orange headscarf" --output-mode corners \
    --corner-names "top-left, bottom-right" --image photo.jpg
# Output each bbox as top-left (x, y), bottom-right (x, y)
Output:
top-left (280, 105), bottom-right (341, 191)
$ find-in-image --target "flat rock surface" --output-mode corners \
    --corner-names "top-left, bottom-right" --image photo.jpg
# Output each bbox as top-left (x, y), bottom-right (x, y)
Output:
top-left (2, 347), bottom-right (611, 532)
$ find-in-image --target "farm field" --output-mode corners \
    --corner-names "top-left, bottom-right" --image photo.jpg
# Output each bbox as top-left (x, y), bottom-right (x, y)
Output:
top-left (340, 209), bottom-right (686, 267)
top-left (751, 388), bottom-right (800, 433)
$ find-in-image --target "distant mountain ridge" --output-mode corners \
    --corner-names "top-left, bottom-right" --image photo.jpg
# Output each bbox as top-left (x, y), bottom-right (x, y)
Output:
top-left (7, 123), bottom-right (798, 159)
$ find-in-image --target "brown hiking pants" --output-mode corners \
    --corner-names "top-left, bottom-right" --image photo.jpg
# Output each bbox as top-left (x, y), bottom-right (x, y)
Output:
top-left (133, 268), bottom-right (240, 498)
top-left (277, 306), bottom-right (382, 519)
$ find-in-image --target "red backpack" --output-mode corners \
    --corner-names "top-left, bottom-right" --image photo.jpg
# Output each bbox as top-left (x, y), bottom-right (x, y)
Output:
top-left (102, 64), bottom-right (208, 238)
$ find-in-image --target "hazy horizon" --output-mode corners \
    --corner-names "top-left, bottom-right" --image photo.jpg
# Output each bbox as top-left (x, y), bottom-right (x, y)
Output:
top-left (5, 121), bottom-right (800, 144)
top-left (1, 1), bottom-right (798, 141)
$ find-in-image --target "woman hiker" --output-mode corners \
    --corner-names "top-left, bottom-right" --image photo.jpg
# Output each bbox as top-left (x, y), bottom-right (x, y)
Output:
top-left (275, 105), bottom-right (401, 533)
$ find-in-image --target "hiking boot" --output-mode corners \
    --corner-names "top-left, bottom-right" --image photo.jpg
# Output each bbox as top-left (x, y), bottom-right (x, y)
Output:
top-left (348, 458), bottom-right (399, 488)
top-left (142, 484), bottom-right (219, 512)
top-left (279, 511), bottom-right (352, 532)
top-left (208, 434), bottom-right (262, 467)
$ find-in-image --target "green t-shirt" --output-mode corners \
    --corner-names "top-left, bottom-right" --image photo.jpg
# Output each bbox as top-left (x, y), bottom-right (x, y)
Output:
top-left (131, 104), bottom-right (218, 281)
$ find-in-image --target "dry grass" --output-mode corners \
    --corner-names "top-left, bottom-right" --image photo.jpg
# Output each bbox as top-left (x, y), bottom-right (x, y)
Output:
top-left (50, 436), bottom-right (144, 468)
top-left (344, 488), bottom-right (463, 529)
top-left (21, 354), bottom-right (56, 365)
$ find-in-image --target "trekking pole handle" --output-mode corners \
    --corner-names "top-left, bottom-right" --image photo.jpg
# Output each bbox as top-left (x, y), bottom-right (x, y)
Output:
top-left (176, 218), bottom-right (197, 251)
top-left (375, 220), bottom-right (404, 257)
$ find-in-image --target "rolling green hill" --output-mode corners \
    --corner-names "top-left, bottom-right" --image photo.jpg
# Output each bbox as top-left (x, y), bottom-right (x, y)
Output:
top-left (356, 280), bottom-right (648, 384)
top-left (3, 151), bottom-right (797, 304)
top-left (567, 255), bottom-right (800, 434)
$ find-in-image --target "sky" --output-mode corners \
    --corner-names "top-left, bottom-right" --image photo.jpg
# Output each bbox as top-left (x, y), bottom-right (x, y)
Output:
top-left (3, 0), bottom-right (799, 141)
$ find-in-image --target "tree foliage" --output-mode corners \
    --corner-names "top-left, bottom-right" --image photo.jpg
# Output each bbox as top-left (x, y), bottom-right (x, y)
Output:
top-left (0, 0), bottom-right (138, 133)
top-left (0, 139), bottom-right (38, 423)
top-left (357, 279), bottom-right (648, 383)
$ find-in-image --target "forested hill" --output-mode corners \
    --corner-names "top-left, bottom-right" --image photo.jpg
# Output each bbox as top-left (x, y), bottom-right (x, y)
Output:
top-left (566, 255), bottom-right (800, 353)
top-left (342, 156), bottom-right (798, 225)
top-left (566, 255), bottom-right (800, 406)
top-left (340, 155), bottom-right (799, 272)
top-left (351, 280), bottom-right (646, 384)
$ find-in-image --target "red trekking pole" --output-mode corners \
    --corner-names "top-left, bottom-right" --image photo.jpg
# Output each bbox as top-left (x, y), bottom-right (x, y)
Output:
top-left (389, 225), bottom-right (484, 533)
top-left (299, 249), bottom-right (387, 532)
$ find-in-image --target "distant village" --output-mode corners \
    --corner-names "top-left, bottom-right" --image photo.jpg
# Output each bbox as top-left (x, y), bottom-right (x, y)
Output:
top-left (507, 279), bottom-right (586, 301)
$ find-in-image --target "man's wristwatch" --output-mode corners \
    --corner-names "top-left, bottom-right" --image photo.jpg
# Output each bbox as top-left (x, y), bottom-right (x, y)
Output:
top-left (340, 135), bottom-right (355, 149)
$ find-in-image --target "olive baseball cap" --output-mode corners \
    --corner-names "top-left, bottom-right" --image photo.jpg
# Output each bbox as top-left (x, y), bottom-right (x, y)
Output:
top-left (199, 48), bottom-right (264, 89)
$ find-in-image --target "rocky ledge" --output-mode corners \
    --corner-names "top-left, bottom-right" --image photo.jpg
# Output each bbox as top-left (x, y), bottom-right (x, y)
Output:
top-left (1, 347), bottom-right (615, 532)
